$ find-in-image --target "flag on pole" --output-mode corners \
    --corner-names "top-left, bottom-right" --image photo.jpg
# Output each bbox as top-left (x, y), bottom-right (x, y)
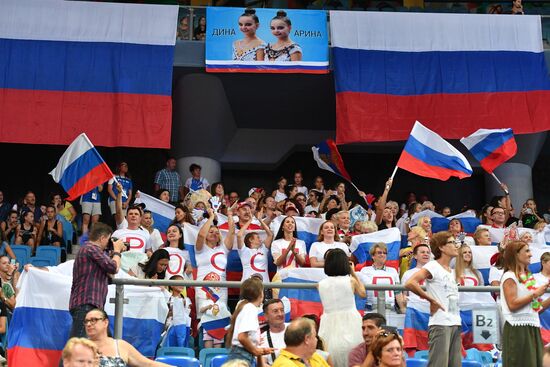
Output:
top-left (397, 121), bottom-right (473, 181)
top-left (49, 133), bottom-right (113, 200)
top-left (460, 128), bottom-right (517, 174)
top-left (311, 139), bottom-right (352, 181)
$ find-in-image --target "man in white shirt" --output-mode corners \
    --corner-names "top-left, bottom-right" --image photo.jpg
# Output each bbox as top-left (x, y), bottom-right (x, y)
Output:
top-left (260, 299), bottom-right (288, 366)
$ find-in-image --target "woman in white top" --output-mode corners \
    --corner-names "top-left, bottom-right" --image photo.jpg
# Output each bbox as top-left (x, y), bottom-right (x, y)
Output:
top-left (309, 221), bottom-right (350, 268)
top-left (271, 216), bottom-right (307, 271)
top-left (405, 231), bottom-right (462, 367)
top-left (162, 224), bottom-right (193, 278)
top-left (272, 177), bottom-right (288, 203)
top-left (534, 252), bottom-right (550, 301)
top-left (141, 210), bottom-right (164, 251)
top-left (500, 240), bottom-right (550, 366)
top-left (237, 218), bottom-right (273, 282)
top-left (454, 244), bottom-right (487, 304)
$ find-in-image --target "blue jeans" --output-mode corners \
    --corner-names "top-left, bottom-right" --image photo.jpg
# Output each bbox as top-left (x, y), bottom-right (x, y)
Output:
top-left (228, 346), bottom-right (256, 367)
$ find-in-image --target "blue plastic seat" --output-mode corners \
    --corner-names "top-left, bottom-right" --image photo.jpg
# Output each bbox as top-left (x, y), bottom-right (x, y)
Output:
top-left (157, 346), bottom-right (195, 358)
top-left (406, 358), bottom-right (428, 367)
top-left (413, 350), bottom-right (429, 360)
top-left (199, 348), bottom-right (229, 367)
top-left (56, 214), bottom-right (74, 248)
top-left (11, 245), bottom-right (31, 270)
top-left (36, 246), bottom-right (61, 266)
top-left (155, 356), bottom-right (201, 367)
top-left (462, 361), bottom-right (482, 367)
top-left (210, 355), bottom-right (228, 367)
top-left (29, 256), bottom-right (53, 267)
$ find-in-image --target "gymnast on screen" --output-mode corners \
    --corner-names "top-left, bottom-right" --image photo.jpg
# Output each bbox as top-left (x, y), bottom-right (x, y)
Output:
top-left (232, 8), bottom-right (266, 61)
top-left (265, 10), bottom-right (302, 62)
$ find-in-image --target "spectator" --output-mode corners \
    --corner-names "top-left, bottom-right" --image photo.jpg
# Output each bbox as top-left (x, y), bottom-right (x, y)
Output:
top-left (220, 202), bottom-right (261, 230)
top-left (359, 221), bottom-right (378, 234)
top-left (271, 216), bottom-right (307, 272)
top-left (293, 171), bottom-right (308, 195)
top-left (1, 210), bottom-right (18, 246)
top-left (417, 216), bottom-right (432, 237)
top-left (401, 242), bottom-right (431, 308)
top-left (141, 210), bottom-right (164, 251)
top-left (272, 317), bottom-right (329, 367)
top-left (500, 240), bottom-right (550, 366)
top-left (210, 182), bottom-right (227, 213)
top-left (51, 192), bottom-right (77, 230)
top-left (260, 299), bottom-right (288, 366)
top-left (335, 210), bottom-right (356, 245)
top-left (226, 277), bottom-right (273, 366)
top-left (348, 313), bottom-right (386, 367)
top-left (399, 226), bottom-right (427, 277)
top-left (317, 248), bottom-right (365, 367)
top-left (520, 198), bottom-right (543, 229)
top-left (258, 196), bottom-right (281, 221)
top-left (61, 337), bottom-right (98, 367)
top-left (309, 221), bottom-right (350, 268)
top-left (85, 308), bottom-right (172, 366)
top-left (447, 218), bottom-right (474, 246)
top-left (441, 206), bottom-right (451, 217)
top-left (285, 184), bottom-right (299, 201)
top-left (0, 256), bottom-right (17, 311)
top-left (300, 314), bottom-right (332, 365)
top-left (405, 231), bottom-right (462, 367)
top-left (273, 177), bottom-right (288, 203)
top-left (229, 191), bottom-right (240, 207)
top-left (367, 330), bottom-right (405, 367)
top-left (312, 176), bottom-right (325, 194)
top-left (184, 163), bottom-right (209, 196)
top-left (155, 157), bottom-right (184, 204)
top-left (15, 210), bottom-right (38, 252)
top-left (68, 222), bottom-right (125, 338)
top-left (359, 243), bottom-right (405, 313)
top-left (162, 224), bottom-right (192, 277)
top-left (107, 162), bottom-right (133, 219)
top-left (171, 204), bottom-right (195, 227)
top-left (294, 193), bottom-right (307, 214)
top-left (237, 218), bottom-right (273, 283)
top-left (534, 252), bottom-right (550, 301)
top-left (194, 16), bottom-right (206, 41)
top-left (333, 182), bottom-right (349, 210)
top-left (511, 0), bottom-right (524, 14)
top-left (473, 227), bottom-right (492, 246)
top-left (396, 202), bottom-right (421, 236)
top-left (305, 190), bottom-right (322, 215)
top-left (80, 185), bottom-right (103, 236)
top-left (177, 15), bottom-right (190, 40)
top-left (18, 190), bottom-right (43, 224)
top-left (37, 204), bottom-right (63, 247)
top-left (155, 189), bottom-right (171, 203)
top-left (480, 204), bottom-right (494, 225)
top-left (491, 207), bottom-right (507, 228)
top-left (128, 248), bottom-right (170, 279)
top-left (0, 191), bottom-right (10, 223)
top-left (454, 244), bottom-right (489, 305)
top-left (319, 195), bottom-right (341, 218)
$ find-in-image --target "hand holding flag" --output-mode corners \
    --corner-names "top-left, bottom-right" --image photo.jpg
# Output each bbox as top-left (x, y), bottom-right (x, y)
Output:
top-left (49, 133), bottom-right (114, 201)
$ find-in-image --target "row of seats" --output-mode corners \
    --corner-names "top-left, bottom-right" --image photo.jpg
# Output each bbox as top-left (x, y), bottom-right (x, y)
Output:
top-left (157, 347), bottom-right (228, 367)
top-left (11, 245), bottom-right (61, 271)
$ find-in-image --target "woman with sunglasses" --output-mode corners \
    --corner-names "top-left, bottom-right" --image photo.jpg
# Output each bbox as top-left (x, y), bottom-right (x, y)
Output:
top-left (405, 231), bottom-right (462, 367)
top-left (84, 308), bottom-right (172, 366)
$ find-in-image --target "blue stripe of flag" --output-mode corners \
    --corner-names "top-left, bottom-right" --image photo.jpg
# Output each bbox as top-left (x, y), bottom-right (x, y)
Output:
top-left (404, 135), bottom-right (473, 175)
top-left (0, 38), bottom-right (174, 95)
top-left (468, 129), bottom-right (514, 162)
top-left (352, 240), bottom-right (401, 264)
top-left (333, 48), bottom-right (550, 95)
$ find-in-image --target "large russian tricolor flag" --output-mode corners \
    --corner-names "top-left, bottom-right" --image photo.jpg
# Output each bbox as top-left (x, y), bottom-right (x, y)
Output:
top-left (396, 121), bottom-right (473, 181)
top-left (460, 128), bottom-right (517, 174)
top-left (49, 133), bottom-right (113, 201)
top-left (0, 0), bottom-right (178, 148)
top-left (8, 267), bottom-right (169, 366)
top-left (330, 11), bottom-right (550, 144)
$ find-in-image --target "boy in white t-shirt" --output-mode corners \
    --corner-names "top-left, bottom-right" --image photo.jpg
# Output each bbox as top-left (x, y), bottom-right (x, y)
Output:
top-left (405, 231), bottom-right (462, 367)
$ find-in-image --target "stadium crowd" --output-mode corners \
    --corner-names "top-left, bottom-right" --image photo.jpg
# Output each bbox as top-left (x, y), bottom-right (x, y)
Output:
top-left (4, 159), bottom-right (550, 366)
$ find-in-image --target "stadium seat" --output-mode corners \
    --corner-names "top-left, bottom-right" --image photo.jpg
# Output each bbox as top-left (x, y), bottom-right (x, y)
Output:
top-left (56, 214), bottom-right (74, 249)
top-left (465, 348), bottom-right (493, 365)
top-left (10, 245), bottom-right (31, 270)
top-left (157, 346), bottom-right (195, 358)
top-left (199, 348), bottom-right (229, 367)
top-left (413, 350), bottom-right (429, 360)
top-left (461, 361), bottom-right (482, 367)
top-left (29, 256), bottom-right (53, 267)
top-left (155, 356), bottom-right (201, 367)
top-left (36, 246), bottom-right (61, 266)
top-left (406, 358), bottom-right (428, 367)
top-left (210, 354), bottom-right (228, 367)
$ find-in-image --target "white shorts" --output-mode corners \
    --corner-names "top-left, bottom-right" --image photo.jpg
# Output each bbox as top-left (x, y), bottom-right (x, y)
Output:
top-left (81, 202), bottom-right (102, 216)
top-left (109, 201), bottom-right (127, 216)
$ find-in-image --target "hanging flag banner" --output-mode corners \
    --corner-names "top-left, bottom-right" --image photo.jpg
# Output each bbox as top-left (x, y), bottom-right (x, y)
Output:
top-left (205, 7), bottom-right (329, 74)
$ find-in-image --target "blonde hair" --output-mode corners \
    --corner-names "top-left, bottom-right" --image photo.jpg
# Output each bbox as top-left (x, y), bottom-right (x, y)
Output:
top-left (473, 227), bottom-right (489, 244)
top-left (454, 244), bottom-right (481, 284)
top-left (408, 226), bottom-right (427, 242)
top-left (317, 221), bottom-right (340, 242)
top-left (360, 221), bottom-right (378, 233)
top-left (62, 337), bottom-right (98, 361)
top-left (369, 242), bottom-right (387, 257)
top-left (534, 221), bottom-right (546, 231)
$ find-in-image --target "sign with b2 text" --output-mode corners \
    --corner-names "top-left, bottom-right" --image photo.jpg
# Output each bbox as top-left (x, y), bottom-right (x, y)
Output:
top-left (205, 7), bottom-right (329, 74)
top-left (472, 308), bottom-right (500, 344)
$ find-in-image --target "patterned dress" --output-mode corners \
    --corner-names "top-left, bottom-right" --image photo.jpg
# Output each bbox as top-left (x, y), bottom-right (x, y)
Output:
top-left (232, 40), bottom-right (267, 61)
top-left (264, 43), bottom-right (302, 61)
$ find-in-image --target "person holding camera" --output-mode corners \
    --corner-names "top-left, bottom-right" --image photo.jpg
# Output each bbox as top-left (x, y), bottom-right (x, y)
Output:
top-left (68, 222), bottom-right (126, 339)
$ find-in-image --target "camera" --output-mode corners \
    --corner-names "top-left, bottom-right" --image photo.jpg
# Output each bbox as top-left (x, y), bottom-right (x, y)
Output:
top-left (107, 237), bottom-right (130, 252)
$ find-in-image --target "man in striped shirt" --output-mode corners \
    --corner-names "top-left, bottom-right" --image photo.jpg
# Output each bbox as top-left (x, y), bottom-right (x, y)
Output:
top-left (68, 223), bottom-right (125, 338)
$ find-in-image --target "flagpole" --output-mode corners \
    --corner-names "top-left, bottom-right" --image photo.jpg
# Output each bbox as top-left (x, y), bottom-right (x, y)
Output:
top-left (390, 166), bottom-right (399, 181)
top-left (112, 176), bottom-right (129, 199)
top-left (490, 172), bottom-right (509, 195)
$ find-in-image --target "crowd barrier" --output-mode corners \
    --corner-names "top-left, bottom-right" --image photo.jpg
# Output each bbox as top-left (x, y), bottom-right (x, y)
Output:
top-left (110, 277), bottom-right (501, 339)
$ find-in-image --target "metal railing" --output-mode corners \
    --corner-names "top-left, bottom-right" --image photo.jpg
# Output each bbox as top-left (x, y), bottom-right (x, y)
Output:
top-left (110, 277), bottom-right (501, 339)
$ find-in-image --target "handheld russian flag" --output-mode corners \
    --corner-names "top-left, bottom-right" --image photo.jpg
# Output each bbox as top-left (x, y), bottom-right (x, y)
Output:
top-left (312, 139), bottom-right (352, 182)
top-left (460, 128), bottom-right (517, 174)
top-left (201, 286), bottom-right (220, 302)
top-left (49, 133), bottom-right (114, 201)
top-left (397, 121), bottom-right (473, 181)
top-left (134, 190), bottom-right (175, 233)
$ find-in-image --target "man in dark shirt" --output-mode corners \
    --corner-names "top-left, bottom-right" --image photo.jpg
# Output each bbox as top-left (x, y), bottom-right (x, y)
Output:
top-left (68, 222), bottom-right (125, 338)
